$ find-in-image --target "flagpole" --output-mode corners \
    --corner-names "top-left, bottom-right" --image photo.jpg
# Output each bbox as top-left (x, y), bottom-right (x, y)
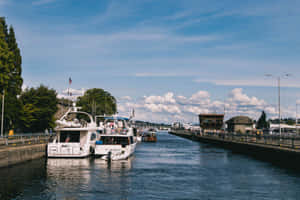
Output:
top-left (68, 85), bottom-right (70, 107)
top-left (68, 77), bottom-right (72, 107)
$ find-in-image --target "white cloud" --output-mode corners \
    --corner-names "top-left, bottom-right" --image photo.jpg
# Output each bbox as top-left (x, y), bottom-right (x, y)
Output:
top-left (189, 91), bottom-right (210, 104)
top-left (228, 88), bottom-right (266, 106)
top-left (144, 92), bottom-right (176, 104)
top-left (116, 89), bottom-right (280, 123)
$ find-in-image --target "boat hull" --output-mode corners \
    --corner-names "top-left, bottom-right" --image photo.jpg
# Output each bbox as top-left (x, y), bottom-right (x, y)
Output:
top-left (47, 143), bottom-right (92, 158)
top-left (95, 143), bottom-right (136, 160)
top-left (142, 136), bottom-right (157, 142)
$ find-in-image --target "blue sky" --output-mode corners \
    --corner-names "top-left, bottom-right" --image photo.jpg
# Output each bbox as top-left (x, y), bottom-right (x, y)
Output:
top-left (1, 0), bottom-right (300, 123)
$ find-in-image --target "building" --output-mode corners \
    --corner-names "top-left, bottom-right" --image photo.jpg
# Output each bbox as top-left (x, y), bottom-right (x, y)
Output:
top-left (198, 114), bottom-right (224, 131)
top-left (226, 116), bottom-right (254, 134)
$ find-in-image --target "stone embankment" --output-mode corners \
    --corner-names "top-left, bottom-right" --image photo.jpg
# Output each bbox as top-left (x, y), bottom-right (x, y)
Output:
top-left (0, 136), bottom-right (49, 168)
top-left (0, 144), bottom-right (47, 168)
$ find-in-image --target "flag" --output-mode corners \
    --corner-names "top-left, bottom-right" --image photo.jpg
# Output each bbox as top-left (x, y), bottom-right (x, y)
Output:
top-left (69, 77), bottom-right (72, 85)
top-left (132, 108), bottom-right (135, 118)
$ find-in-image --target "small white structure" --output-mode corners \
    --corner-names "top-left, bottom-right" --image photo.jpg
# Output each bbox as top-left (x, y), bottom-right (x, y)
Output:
top-left (269, 124), bottom-right (298, 135)
top-left (47, 105), bottom-right (99, 158)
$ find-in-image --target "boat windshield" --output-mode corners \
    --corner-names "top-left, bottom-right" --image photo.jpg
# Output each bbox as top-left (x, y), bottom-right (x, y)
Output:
top-left (60, 131), bottom-right (80, 143)
top-left (100, 136), bottom-right (133, 145)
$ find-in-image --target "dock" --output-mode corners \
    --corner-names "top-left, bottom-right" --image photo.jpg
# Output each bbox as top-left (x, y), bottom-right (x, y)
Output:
top-left (169, 130), bottom-right (300, 169)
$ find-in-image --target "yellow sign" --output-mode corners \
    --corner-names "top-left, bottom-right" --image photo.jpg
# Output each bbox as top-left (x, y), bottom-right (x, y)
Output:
top-left (9, 130), bottom-right (14, 136)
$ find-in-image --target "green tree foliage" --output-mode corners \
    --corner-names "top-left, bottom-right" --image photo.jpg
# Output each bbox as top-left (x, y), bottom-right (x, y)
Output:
top-left (77, 88), bottom-right (117, 116)
top-left (256, 110), bottom-right (269, 129)
top-left (0, 17), bottom-right (15, 93)
top-left (0, 17), bottom-right (23, 133)
top-left (19, 85), bottom-right (58, 132)
top-left (7, 26), bottom-right (22, 95)
top-left (0, 94), bottom-right (21, 130)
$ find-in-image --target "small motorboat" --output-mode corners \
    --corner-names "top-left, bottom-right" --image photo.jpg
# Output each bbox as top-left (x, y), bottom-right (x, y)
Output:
top-left (142, 128), bottom-right (157, 142)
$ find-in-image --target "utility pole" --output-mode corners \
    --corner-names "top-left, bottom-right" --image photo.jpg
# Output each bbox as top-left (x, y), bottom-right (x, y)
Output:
top-left (296, 103), bottom-right (299, 135)
top-left (265, 73), bottom-right (291, 137)
top-left (1, 90), bottom-right (5, 137)
top-left (278, 77), bottom-right (281, 137)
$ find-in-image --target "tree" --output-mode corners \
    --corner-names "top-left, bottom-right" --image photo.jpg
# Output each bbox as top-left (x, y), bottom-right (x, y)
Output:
top-left (1, 93), bottom-right (21, 131)
top-left (7, 26), bottom-right (22, 95)
top-left (0, 17), bottom-right (23, 134)
top-left (0, 17), bottom-right (14, 93)
top-left (19, 85), bottom-right (58, 132)
top-left (77, 88), bottom-right (117, 116)
top-left (256, 110), bottom-right (269, 129)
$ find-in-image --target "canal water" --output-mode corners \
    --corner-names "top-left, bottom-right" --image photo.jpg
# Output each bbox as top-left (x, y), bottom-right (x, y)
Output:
top-left (1, 132), bottom-right (300, 200)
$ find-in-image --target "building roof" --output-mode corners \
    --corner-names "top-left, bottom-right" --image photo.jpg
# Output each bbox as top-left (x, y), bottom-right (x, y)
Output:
top-left (226, 116), bottom-right (253, 125)
top-left (199, 113), bottom-right (224, 117)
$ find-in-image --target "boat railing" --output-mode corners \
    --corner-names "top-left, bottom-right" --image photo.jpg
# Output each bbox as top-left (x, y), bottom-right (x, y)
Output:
top-left (102, 128), bottom-right (130, 135)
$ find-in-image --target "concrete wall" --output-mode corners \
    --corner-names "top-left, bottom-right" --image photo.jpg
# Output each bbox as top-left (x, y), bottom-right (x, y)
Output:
top-left (0, 144), bottom-right (46, 168)
top-left (169, 131), bottom-right (300, 170)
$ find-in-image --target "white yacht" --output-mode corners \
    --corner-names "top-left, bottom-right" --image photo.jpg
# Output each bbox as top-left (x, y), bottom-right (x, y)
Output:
top-left (94, 116), bottom-right (137, 160)
top-left (47, 104), bottom-right (99, 158)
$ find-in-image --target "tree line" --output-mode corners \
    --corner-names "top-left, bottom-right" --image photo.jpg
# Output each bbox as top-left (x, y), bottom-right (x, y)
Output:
top-left (0, 17), bottom-right (59, 133)
top-left (0, 17), bottom-right (117, 134)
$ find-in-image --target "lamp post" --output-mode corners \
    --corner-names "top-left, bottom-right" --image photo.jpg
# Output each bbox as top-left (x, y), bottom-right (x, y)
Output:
top-left (1, 90), bottom-right (4, 137)
top-left (265, 73), bottom-right (291, 137)
top-left (296, 103), bottom-right (299, 135)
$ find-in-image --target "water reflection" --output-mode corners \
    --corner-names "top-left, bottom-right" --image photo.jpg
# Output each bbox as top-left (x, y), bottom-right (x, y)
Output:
top-left (46, 158), bottom-right (92, 185)
top-left (45, 157), bottom-right (134, 200)
top-left (92, 157), bottom-right (134, 200)
top-left (0, 159), bottom-right (47, 200)
top-left (93, 156), bottom-right (133, 170)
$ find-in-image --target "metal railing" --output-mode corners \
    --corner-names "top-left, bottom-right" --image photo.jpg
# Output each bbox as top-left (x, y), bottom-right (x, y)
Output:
top-left (0, 133), bottom-right (54, 147)
top-left (199, 132), bottom-right (300, 149)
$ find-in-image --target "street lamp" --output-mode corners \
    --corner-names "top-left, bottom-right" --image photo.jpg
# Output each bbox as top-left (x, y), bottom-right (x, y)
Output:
top-left (1, 90), bottom-right (4, 137)
top-left (296, 103), bottom-right (299, 135)
top-left (265, 73), bottom-right (291, 137)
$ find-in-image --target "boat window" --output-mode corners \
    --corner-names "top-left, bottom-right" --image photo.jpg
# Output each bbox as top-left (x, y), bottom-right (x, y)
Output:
top-left (90, 133), bottom-right (96, 141)
top-left (60, 131), bottom-right (80, 143)
top-left (100, 136), bottom-right (129, 145)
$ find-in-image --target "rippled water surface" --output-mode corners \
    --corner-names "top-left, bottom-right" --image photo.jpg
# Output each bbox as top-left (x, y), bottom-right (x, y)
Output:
top-left (1, 132), bottom-right (300, 200)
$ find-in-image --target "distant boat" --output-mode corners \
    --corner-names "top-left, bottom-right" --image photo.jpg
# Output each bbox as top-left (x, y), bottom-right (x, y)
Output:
top-left (142, 128), bottom-right (157, 142)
